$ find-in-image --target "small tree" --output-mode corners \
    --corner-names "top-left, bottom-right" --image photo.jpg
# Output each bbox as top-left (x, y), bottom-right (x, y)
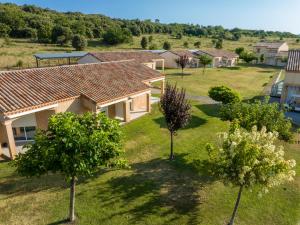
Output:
top-left (175, 55), bottom-right (190, 78)
top-left (240, 51), bottom-right (257, 63)
top-left (141, 36), bottom-right (148, 49)
top-left (163, 41), bottom-right (171, 50)
top-left (296, 39), bottom-right (300, 43)
top-left (160, 84), bottom-right (191, 160)
top-left (208, 86), bottom-right (241, 104)
top-left (235, 47), bottom-right (245, 57)
top-left (198, 54), bottom-right (213, 74)
top-left (72, 34), bottom-right (87, 51)
top-left (206, 126), bottom-right (296, 225)
top-left (149, 43), bottom-right (158, 50)
top-left (183, 41), bottom-right (189, 48)
top-left (215, 39), bottom-right (223, 49)
top-left (14, 112), bottom-right (124, 222)
top-left (148, 35), bottom-right (153, 43)
top-left (194, 41), bottom-right (201, 48)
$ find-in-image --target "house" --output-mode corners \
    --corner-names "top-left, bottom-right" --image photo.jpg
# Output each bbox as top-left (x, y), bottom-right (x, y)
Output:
top-left (253, 42), bottom-right (289, 66)
top-left (195, 49), bottom-right (239, 67)
top-left (0, 60), bottom-right (165, 159)
top-left (159, 50), bottom-right (199, 68)
top-left (281, 50), bottom-right (300, 109)
top-left (78, 51), bottom-right (165, 70)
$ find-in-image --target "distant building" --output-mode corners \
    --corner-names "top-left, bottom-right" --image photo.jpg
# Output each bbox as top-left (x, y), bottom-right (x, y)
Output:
top-left (253, 42), bottom-right (288, 66)
top-left (281, 50), bottom-right (300, 110)
top-left (159, 50), bottom-right (199, 68)
top-left (195, 49), bottom-right (239, 67)
top-left (78, 51), bottom-right (165, 70)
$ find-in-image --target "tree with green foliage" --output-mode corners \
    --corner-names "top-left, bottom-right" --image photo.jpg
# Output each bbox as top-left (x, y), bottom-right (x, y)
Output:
top-left (232, 32), bottom-right (241, 41)
top-left (141, 36), bottom-right (148, 49)
top-left (160, 84), bottom-right (191, 160)
top-left (183, 41), bottom-right (189, 48)
top-left (51, 25), bottom-right (72, 45)
top-left (198, 54), bottom-right (213, 74)
top-left (208, 86), bottom-right (241, 104)
top-left (163, 41), bottom-right (171, 50)
top-left (103, 27), bottom-right (133, 45)
top-left (215, 39), bottom-right (223, 49)
top-left (148, 35), bottom-right (153, 43)
top-left (220, 98), bottom-right (293, 141)
top-left (14, 112), bottom-right (124, 222)
top-left (240, 51), bottom-right (257, 63)
top-left (149, 43), bottom-right (158, 50)
top-left (0, 22), bottom-right (11, 37)
top-left (206, 126), bottom-right (296, 225)
top-left (194, 41), bottom-right (201, 48)
top-left (175, 55), bottom-right (190, 78)
top-left (72, 34), bottom-right (87, 51)
top-left (235, 47), bottom-right (245, 57)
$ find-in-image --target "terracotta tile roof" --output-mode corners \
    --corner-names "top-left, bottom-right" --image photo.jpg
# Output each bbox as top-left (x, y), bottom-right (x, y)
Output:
top-left (253, 42), bottom-right (286, 49)
top-left (0, 60), bottom-right (164, 115)
top-left (286, 50), bottom-right (300, 72)
top-left (168, 50), bottom-right (195, 58)
top-left (88, 51), bottom-right (164, 64)
top-left (196, 49), bottom-right (238, 59)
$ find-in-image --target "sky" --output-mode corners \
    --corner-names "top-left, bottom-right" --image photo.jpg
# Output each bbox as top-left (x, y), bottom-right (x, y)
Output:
top-left (1, 0), bottom-right (300, 34)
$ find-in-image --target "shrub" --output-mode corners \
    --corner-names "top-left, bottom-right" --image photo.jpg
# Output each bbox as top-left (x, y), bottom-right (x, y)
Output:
top-left (194, 41), bottom-right (201, 48)
top-left (208, 86), bottom-right (241, 104)
top-left (148, 43), bottom-right (157, 50)
top-left (220, 98), bottom-right (293, 141)
top-left (72, 34), bottom-right (87, 51)
top-left (183, 41), bottom-right (189, 48)
top-left (163, 41), bottom-right (171, 50)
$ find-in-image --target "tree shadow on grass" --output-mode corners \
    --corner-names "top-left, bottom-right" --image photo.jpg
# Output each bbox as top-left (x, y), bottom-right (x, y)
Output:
top-left (0, 169), bottom-right (67, 199)
top-left (153, 115), bottom-right (207, 130)
top-left (168, 72), bottom-right (192, 77)
top-left (94, 156), bottom-right (214, 225)
top-left (195, 104), bottom-right (222, 118)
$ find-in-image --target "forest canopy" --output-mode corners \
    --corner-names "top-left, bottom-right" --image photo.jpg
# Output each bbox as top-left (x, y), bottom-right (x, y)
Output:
top-left (0, 3), bottom-right (298, 44)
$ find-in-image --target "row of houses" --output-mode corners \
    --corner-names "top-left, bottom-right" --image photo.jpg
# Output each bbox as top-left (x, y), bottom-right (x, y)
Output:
top-left (78, 49), bottom-right (240, 69)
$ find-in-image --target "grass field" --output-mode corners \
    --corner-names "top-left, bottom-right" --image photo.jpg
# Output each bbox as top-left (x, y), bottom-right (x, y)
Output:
top-left (0, 102), bottom-right (299, 225)
top-left (161, 65), bottom-right (279, 99)
top-left (1, 34), bottom-right (300, 70)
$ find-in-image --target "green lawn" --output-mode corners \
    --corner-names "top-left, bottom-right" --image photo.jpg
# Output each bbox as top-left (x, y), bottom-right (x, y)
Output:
top-left (0, 102), bottom-right (299, 225)
top-left (161, 65), bottom-right (279, 99)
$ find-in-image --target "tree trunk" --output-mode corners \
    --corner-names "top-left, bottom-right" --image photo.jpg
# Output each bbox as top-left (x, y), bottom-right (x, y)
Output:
top-left (181, 68), bottom-right (184, 78)
top-left (203, 66), bottom-right (206, 74)
top-left (228, 185), bottom-right (243, 225)
top-left (169, 132), bottom-right (174, 160)
top-left (69, 176), bottom-right (76, 222)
